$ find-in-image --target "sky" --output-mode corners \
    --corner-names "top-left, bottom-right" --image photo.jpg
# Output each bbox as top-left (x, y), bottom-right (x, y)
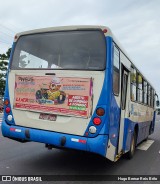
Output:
top-left (0, 0), bottom-right (160, 96)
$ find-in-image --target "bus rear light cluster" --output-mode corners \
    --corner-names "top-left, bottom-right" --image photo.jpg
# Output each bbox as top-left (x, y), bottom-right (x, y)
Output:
top-left (103, 29), bottom-right (108, 33)
top-left (4, 99), bottom-right (11, 114)
top-left (93, 117), bottom-right (101, 125)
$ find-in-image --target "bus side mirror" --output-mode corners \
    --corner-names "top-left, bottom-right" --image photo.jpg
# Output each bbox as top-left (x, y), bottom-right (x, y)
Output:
top-left (156, 100), bottom-right (160, 107)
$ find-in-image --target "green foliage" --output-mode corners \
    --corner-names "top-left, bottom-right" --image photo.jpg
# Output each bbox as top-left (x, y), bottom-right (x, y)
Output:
top-left (0, 48), bottom-right (11, 96)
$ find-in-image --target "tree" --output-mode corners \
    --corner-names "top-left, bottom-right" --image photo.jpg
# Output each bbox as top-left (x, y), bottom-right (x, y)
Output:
top-left (0, 48), bottom-right (11, 96)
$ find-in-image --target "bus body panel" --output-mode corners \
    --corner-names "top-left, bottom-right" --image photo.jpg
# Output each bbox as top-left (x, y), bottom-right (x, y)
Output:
top-left (7, 70), bottom-right (104, 136)
top-left (123, 101), bottom-right (154, 152)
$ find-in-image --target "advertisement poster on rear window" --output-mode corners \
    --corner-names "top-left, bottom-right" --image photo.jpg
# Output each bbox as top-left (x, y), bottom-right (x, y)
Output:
top-left (14, 75), bottom-right (93, 118)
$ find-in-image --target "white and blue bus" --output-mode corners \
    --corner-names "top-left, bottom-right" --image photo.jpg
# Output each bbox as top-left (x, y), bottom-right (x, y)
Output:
top-left (1, 26), bottom-right (158, 161)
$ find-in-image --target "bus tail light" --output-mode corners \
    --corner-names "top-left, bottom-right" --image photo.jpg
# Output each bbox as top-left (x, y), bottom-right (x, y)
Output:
top-left (93, 117), bottom-right (101, 125)
top-left (5, 107), bottom-right (11, 113)
top-left (103, 29), bottom-right (108, 33)
top-left (4, 99), bottom-right (10, 106)
top-left (96, 108), bottom-right (105, 116)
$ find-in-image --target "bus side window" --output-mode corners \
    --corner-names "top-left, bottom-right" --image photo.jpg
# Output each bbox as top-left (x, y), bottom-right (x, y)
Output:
top-left (147, 85), bottom-right (151, 106)
top-left (153, 89), bottom-right (155, 108)
top-left (131, 67), bottom-right (137, 101)
top-left (150, 88), bottom-right (154, 107)
top-left (137, 74), bottom-right (143, 103)
top-left (143, 80), bottom-right (147, 104)
top-left (113, 44), bottom-right (120, 95)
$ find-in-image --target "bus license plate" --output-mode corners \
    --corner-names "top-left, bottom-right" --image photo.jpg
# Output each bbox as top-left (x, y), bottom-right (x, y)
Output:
top-left (39, 113), bottom-right (57, 121)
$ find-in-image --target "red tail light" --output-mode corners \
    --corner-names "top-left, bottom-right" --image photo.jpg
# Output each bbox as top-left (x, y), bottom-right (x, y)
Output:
top-left (10, 128), bottom-right (15, 131)
top-left (103, 29), bottom-right (108, 33)
top-left (5, 107), bottom-right (11, 113)
top-left (93, 117), bottom-right (101, 125)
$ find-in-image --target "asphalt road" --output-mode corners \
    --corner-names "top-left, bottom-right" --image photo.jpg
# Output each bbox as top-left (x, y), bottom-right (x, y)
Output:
top-left (0, 114), bottom-right (160, 183)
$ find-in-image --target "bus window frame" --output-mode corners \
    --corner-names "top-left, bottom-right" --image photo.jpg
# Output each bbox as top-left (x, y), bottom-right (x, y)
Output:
top-left (112, 42), bottom-right (120, 96)
top-left (130, 66), bottom-right (137, 102)
top-left (137, 73), bottom-right (143, 103)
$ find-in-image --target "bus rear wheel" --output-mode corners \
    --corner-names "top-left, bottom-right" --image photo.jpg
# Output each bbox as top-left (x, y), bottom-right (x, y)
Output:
top-left (127, 131), bottom-right (136, 159)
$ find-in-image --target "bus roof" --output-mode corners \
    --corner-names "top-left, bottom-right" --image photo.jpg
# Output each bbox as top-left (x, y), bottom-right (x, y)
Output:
top-left (15, 25), bottom-right (111, 37)
top-left (14, 25), bottom-right (155, 90)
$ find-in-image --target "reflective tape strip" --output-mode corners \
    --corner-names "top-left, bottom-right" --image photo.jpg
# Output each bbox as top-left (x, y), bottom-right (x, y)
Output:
top-left (10, 128), bottom-right (21, 132)
top-left (71, 138), bottom-right (79, 142)
top-left (71, 138), bottom-right (86, 144)
top-left (15, 129), bottom-right (22, 133)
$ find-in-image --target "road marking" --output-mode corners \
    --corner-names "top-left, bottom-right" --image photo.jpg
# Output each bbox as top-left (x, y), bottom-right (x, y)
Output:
top-left (137, 140), bottom-right (154, 151)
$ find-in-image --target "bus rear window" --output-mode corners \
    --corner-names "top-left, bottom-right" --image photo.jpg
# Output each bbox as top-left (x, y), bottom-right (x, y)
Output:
top-left (11, 30), bottom-right (106, 70)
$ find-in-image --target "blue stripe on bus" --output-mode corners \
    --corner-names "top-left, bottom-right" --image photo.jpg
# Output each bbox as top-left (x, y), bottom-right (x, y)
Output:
top-left (123, 119), bottom-right (135, 151)
top-left (123, 119), bottom-right (153, 152)
top-left (1, 121), bottom-right (108, 157)
top-left (103, 38), bottom-right (121, 149)
top-left (3, 43), bottom-right (16, 126)
top-left (84, 36), bottom-right (113, 139)
top-left (109, 94), bottom-right (121, 147)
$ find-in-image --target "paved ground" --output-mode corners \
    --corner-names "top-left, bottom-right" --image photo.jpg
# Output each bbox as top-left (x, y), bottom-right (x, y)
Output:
top-left (0, 114), bottom-right (160, 183)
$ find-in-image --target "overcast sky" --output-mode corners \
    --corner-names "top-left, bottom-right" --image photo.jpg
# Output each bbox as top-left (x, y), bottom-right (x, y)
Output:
top-left (0, 0), bottom-right (160, 96)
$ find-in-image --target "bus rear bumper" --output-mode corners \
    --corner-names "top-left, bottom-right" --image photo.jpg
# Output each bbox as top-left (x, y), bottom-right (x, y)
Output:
top-left (1, 121), bottom-right (108, 157)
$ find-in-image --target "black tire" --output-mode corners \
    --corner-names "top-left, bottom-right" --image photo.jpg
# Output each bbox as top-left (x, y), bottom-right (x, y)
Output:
top-left (149, 122), bottom-right (153, 135)
top-left (127, 131), bottom-right (136, 159)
